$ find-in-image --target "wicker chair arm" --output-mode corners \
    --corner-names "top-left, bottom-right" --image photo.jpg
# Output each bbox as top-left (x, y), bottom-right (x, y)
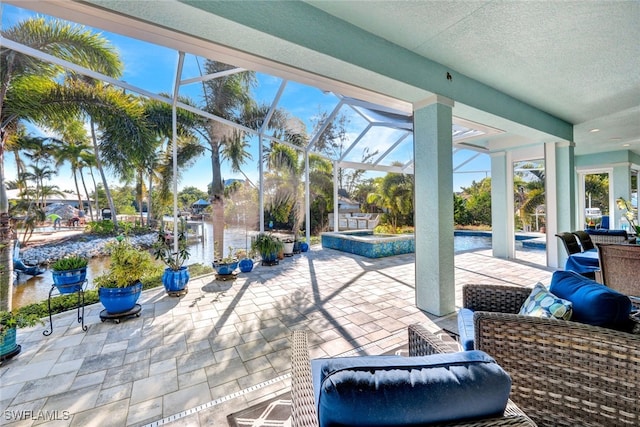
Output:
top-left (291, 330), bottom-right (319, 427)
top-left (463, 284), bottom-right (531, 313)
top-left (408, 324), bottom-right (461, 356)
top-left (474, 311), bottom-right (640, 426)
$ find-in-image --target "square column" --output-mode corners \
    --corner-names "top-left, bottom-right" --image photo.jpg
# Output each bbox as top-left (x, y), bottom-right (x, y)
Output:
top-left (414, 97), bottom-right (454, 316)
top-left (545, 141), bottom-right (575, 268)
top-left (491, 151), bottom-right (515, 258)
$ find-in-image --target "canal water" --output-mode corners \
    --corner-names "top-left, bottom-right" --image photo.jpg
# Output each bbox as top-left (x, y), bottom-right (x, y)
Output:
top-left (11, 224), bottom-right (255, 309)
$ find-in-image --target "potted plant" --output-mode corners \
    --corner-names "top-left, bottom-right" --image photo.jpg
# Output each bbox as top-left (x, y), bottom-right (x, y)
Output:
top-left (153, 219), bottom-right (190, 294)
top-left (1, 310), bottom-right (43, 360)
top-left (282, 238), bottom-right (295, 256)
top-left (213, 246), bottom-right (239, 276)
top-left (95, 236), bottom-right (154, 316)
top-left (252, 233), bottom-right (284, 266)
top-left (238, 248), bottom-right (255, 273)
top-left (51, 255), bottom-right (88, 294)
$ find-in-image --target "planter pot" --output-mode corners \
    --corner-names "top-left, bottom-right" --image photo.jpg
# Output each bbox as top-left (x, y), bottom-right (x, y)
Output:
top-left (52, 267), bottom-right (87, 294)
top-left (239, 258), bottom-right (254, 273)
top-left (300, 242), bottom-right (309, 252)
top-left (283, 241), bottom-right (295, 255)
top-left (293, 241), bottom-right (301, 254)
top-left (162, 266), bottom-right (189, 292)
top-left (213, 260), bottom-right (238, 276)
top-left (0, 327), bottom-right (19, 358)
top-left (99, 282), bottom-right (143, 314)
top-left (261, 252), bottom-right (278, 265)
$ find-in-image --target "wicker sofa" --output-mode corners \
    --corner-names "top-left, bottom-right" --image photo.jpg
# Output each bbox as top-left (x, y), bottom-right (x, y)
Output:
top-left (459, 283), bottom-right (640, 427)
top-left (290, 329), bottom-right (536, 427)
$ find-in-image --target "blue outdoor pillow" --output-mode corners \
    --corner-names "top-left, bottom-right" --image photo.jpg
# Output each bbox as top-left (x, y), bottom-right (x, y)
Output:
top-left (311, 351), bottom-right (511, 427)
top-left (549, 270), bottom-right (631, 327)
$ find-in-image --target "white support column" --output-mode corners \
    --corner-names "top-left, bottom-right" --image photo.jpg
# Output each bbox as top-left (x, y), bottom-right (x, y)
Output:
top-left (333, 161), bottom-right (339, 232)
top-left (259, 135), bottom-right (265, 233)
top-left (546, 141), bottom-right (575, 268)
top-left (490, 151), bottom-right (515, 258)
top-left (611, 163), bottom-right (632, 229)
top-left (414, 97), bottom-right (455, 316)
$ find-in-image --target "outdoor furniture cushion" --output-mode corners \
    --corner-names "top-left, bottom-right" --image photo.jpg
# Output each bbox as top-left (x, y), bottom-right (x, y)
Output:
top-left (518, 282), bottom-right (573, 320)
top-left (311, 351), bottom-right (511, 427)
top-left (549, 270), bottom-right (631, 327)
top-left (457, 308), bottom-right (476, 350)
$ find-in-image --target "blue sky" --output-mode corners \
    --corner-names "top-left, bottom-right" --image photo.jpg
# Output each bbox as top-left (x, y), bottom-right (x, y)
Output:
top-left (2, 3), bottom-right (490, 194)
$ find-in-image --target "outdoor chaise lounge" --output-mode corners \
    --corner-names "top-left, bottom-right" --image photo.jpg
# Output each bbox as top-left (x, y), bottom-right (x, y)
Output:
top-left (290, 329), bottom-right (536, 427)
top-left (455, 271), bottom-right (640, 426)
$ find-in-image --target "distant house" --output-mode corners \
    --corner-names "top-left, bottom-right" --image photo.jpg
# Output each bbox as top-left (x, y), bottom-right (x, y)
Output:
top-left (7, 189), bottom-right (93, 209)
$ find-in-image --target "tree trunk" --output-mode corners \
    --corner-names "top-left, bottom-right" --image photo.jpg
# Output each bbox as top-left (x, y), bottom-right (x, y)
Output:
top-left (90, 120), bottom-right (118, 229)
top-left (0, 215), bottom-right (13, 312)
top-left (79, 167), bottom-right (94, 221)
top-left (210, 149), bottom-right (225, 258)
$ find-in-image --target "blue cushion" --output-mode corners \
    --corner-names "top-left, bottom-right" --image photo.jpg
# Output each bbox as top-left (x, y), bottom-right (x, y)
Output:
top-left (586, 229), bottom-right (627, 237)
top-left (457, 308), bottom-right (476, 350)
top-left (549, 270), bottom-right (631, 327)
top-left (311, 351), bottom-right (511, 427)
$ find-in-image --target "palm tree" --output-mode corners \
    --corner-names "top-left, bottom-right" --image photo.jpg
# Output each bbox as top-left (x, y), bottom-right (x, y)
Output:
top-left (0, 17), bottom-right (122, 310)
top-left (50, 118), bottom-right (94, 216)
top-left (367, 168), bottom-right (414, 233)
top-left (198, 60), bottom-right (256, 256)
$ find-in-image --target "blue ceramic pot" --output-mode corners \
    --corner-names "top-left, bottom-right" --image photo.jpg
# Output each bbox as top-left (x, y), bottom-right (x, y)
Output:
top-left (98, 282), bottom-right (143, 314)
top-left (0, 327), bottom-right (19, 357)
top-left (162, 266), bottom-right (189, 292)
top-left (213, 260), bottom-right (238, 275)
top-left (239, 258), bottom-right (254, 273)
top-left (52, 267), bottom-right (87, 294)
top-left (261, 252), bottom-right (278, 264)
top-left (300, 242), bottom-right (309, 252)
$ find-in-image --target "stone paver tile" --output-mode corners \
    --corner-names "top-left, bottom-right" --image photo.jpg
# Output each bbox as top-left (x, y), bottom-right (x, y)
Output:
top-left (149, 340), bottom-right (187, 364)
top-left (176, 349), bottom-right (217, 375)
top-left (95, 383), bottom-right (132, 407)
top-left (126, 397), bottom-right (162, 427)
top-left (162, 382), bottom-right (211, 417)
top-left (205, 357), bottom-right (248, 386)
top-left (3, 398), bottom-right (47, 425)
top-left (78, 350), bottom-right (126, 376)
top-left (71, 399), bottom-right (129, 427)
top-left (12, 372), bottom-right (76, 405)
top-left (235, 338), bottom-right (274, 362)
top-left (149, 357), bottom-right (176, 376)
top-left (178, 368), bottom-right (208, 389)
top-left (130, 371), bottom-right (178, 405)
top-left (41, 385), bottom-right (100, 416)
top-left (101, 340), bottom-right (128, 354)
top-left (102, 362), bottom-right (150, 389)
top-left (237, 367), bottom-right (278, 390)
top-left (1, 358), bottom-right (58, 386)
top-left (70, 370), bottom-right (106, 391)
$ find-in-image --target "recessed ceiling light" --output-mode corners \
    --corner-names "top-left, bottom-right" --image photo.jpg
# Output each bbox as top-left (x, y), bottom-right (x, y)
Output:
top-left (589, 128), bottom-right (600, 133)
top-left (609, 137), bottom-right (622, 141)
top-left (623, 143), bottom-right (630, 147)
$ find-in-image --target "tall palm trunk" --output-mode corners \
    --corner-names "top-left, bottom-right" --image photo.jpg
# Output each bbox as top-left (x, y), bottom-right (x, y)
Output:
top-left (90, 120), bottom-right (118, 229)
top-left (79, 167), bottom-right (94, 221)
top-left (210, 151), bottom-right (225, 258)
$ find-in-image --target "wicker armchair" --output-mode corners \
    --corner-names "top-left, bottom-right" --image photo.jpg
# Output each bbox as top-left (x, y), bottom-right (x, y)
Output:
top-left (461, 284), bottom-right (640, 427)
top-left (291, 329), bottom-right (536, 427)
top-left (597, 243), bottom-right (640, 308)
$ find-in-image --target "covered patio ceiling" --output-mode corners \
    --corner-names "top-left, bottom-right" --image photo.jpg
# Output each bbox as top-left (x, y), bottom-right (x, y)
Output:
top-left (12, 0), bottom-right (639, 160)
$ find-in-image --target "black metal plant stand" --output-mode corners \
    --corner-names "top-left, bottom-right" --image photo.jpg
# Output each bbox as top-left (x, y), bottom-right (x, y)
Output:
top-left (43, 280), bottom-right (88, 336)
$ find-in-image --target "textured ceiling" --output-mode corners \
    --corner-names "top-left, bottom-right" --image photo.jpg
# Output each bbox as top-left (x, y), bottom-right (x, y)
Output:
top-left (306, 0), bottom-right (640, 156)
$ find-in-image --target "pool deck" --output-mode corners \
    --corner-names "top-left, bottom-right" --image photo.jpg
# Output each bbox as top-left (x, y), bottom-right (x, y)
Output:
top-left (1, 245), bottom-right (553, 426)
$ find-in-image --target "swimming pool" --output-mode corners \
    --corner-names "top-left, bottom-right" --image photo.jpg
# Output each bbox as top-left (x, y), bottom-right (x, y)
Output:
top-left (321, 230), bottom-right (543, 258)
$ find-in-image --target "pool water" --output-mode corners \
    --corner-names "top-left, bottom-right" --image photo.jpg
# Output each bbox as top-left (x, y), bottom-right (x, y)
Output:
top-left (454, 235), bottom-right (492, 252)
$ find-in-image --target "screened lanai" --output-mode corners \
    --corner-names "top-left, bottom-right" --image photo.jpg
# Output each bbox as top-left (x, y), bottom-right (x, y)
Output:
top-left (4, 0), bottom-right (638, 318)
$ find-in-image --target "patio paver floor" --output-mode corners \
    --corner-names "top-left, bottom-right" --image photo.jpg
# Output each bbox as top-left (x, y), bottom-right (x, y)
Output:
top-left (0, 245), bottom-right (553, 426)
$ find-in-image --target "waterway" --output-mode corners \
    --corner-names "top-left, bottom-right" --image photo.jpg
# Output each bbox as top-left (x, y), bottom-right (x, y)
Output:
top-left (11, 224), bottom-right (256, 309)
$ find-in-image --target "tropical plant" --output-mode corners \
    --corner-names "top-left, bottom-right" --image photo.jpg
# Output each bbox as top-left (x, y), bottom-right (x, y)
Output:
top-left (0, 310), bottom-right (43, 345)
top-left (51, 255), bottom-right (88, 271)
top-left (616, 197), bottom-right (639, 235)
top-left (251, 233), bottom-right (284, 258)
top-left (152, 219), bottom-right (190, 270)
top-left (94, 237), bottom-right (154, 288)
